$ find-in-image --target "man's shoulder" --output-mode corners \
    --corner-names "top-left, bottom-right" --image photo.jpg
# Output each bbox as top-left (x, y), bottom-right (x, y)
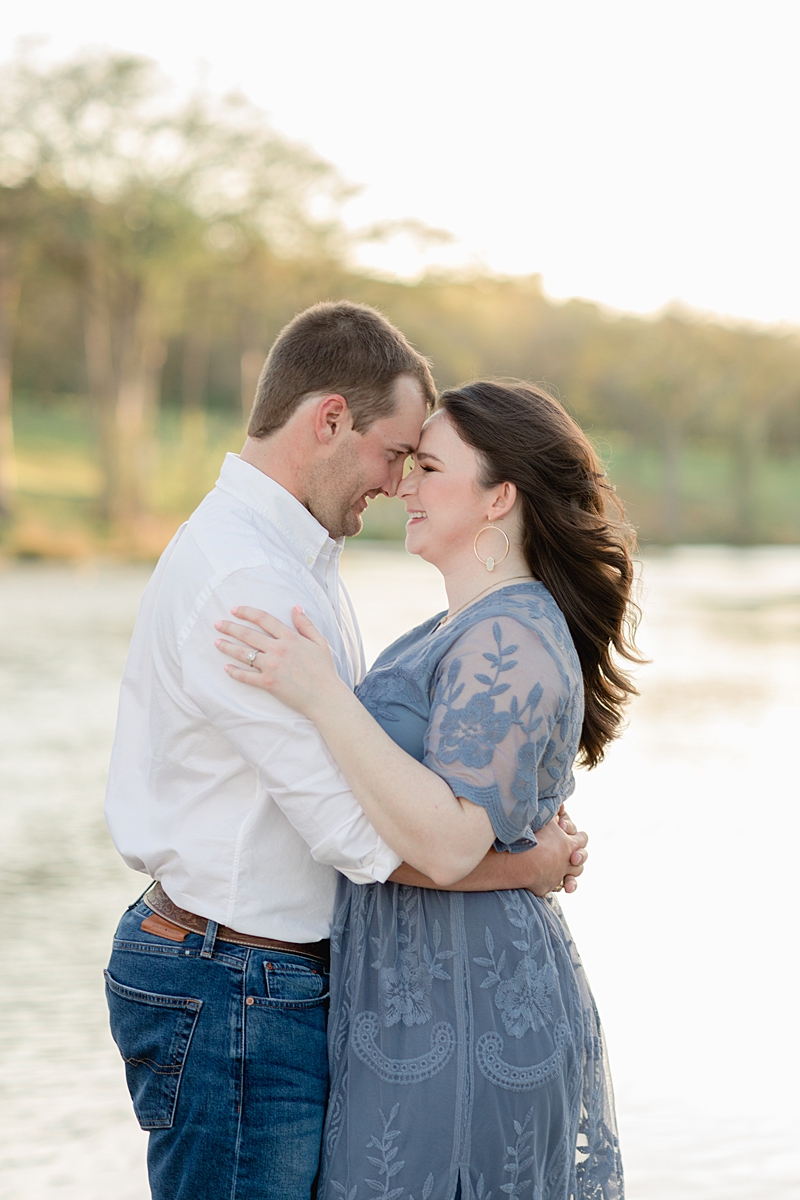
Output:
top-left (179, 489), bottom-right (294, 582)
top-left (147, 490), bottom-right (310, 638)
top-left (167, 466), bottom-right (339, 616)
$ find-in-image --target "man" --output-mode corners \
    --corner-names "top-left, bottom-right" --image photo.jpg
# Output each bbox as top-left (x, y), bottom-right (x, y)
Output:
top-left (104, 301), bottom-right (587, 1200)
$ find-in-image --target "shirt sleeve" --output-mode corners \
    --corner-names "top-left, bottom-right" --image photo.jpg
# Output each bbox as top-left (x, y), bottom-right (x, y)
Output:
top-left (178, 564), bottom-right (401, 885)
top-left (423, 615), bottom-right (571, 850)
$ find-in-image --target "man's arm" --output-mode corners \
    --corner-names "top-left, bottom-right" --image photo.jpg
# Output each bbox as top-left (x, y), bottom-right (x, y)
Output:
top-left (389, 811), bottom-right (588, 896)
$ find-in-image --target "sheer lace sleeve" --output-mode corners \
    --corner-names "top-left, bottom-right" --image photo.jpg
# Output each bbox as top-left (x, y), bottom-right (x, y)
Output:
top-left (423, 615), bottom-right (574, 849)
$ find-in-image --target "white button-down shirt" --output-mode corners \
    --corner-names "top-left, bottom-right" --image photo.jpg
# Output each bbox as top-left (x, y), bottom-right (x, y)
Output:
top-left (105, 453), bottom-right (401, 941)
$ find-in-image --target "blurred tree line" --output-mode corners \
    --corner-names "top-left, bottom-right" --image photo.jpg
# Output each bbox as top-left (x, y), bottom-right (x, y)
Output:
top-left (2, 48), bottom-right (799, 555)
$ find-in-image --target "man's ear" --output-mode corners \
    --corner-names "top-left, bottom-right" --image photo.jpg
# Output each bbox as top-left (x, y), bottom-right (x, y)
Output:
top-left (312, 394), bottom-right (351, 445)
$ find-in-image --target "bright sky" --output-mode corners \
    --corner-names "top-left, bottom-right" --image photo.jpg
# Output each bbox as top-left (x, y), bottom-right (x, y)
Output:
top-left (3, 0), bottom-right (800, 325)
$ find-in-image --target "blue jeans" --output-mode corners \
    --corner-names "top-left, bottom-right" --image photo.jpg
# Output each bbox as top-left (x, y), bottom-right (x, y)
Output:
top-left (105, 893), bottom-right (329, 1200)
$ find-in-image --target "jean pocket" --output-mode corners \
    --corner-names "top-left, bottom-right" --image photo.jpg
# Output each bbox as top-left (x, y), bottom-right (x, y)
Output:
top-left (104, 970), bottom-right (202, 1130)
top-left (264, 960), bottom-right (329, 1004)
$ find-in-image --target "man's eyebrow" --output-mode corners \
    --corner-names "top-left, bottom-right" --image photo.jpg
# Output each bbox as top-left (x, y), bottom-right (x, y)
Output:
top-left (393, 443), bottom-right (415, 454)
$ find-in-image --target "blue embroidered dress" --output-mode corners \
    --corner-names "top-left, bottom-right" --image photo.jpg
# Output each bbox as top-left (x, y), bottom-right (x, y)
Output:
top-left (320, 582), bottom-right (623, 1200)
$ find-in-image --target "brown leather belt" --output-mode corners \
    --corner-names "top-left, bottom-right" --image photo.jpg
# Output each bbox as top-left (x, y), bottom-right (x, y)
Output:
top-left (142, 882), bottom-right (330, 966)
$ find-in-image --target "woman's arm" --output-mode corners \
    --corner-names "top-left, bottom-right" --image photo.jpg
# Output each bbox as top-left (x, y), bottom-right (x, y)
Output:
top-left (217, 607), bottom-right (499, 884)
top-left (392, 811), bottom-right (587, 894)
top-left (216, 607), bottom-right (587, 888)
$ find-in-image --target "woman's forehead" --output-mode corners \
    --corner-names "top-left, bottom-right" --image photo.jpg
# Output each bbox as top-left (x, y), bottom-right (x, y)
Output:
top-left (418, 409), bottom-right (452, 446)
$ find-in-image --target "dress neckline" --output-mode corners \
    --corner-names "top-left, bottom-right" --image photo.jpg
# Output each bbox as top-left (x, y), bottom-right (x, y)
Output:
top-left (431, 578), bottom-right (543, 635)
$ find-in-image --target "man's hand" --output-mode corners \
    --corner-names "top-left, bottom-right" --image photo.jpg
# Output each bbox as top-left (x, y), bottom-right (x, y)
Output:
top-left (513, 811), bottom-right (588, 896)
top-left (554, 803), bottom-right (586, 892)
top-left (557, 804), bottom-right (578, 836)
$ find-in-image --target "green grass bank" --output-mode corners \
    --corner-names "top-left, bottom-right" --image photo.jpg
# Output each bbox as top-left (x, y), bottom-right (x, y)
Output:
top-left (3, 400), bottom-right (799, 561)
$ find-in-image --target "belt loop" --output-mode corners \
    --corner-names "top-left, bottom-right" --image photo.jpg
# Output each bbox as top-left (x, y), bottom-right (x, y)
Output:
top-left (200, 919), bottom-right (219, 959)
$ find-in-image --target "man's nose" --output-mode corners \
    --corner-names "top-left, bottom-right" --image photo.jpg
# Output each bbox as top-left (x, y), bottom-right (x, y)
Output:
top-left (384, 458), bottom-right (407, 498)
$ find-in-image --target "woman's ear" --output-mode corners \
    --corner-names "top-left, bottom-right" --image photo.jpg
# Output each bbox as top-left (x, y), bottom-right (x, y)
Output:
top-left (488, 481), bottom-right (517, 522)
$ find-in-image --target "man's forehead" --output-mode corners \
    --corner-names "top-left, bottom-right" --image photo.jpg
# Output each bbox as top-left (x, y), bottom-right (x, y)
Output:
top-left (379, 403), bottom-right (427, 448)
top-left (393, 374), bottom-right (430, 413)
top-left (377, 426), bottom-right (418, 452)
top-left (384, 423), bottom-right (421, 452)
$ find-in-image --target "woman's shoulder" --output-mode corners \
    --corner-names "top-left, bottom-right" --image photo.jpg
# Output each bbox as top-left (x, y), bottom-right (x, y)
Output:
top-left (443, 583), bottom-right (580, 683)
top-left (363, 581), bottom-right (576, 682)
top-left (451, 581), bottom-right (569, 641)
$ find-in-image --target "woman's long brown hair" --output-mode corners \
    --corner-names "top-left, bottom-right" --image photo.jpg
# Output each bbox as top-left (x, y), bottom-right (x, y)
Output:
top-left (438, 380), bottom-right (643, 768)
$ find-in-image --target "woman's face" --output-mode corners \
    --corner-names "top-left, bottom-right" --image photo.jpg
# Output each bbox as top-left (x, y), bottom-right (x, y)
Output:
top-left (397, 411), bottom-right (497, 570)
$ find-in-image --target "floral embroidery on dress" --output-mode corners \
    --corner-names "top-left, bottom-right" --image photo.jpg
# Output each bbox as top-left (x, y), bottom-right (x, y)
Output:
top-left (511, 739), bottom-right (542, 804)
top-left (432, 621), bottom-right (570, 839)
top-left (437, 622), bottom-right (516, 768)
top-left (330, 1106), bottom-right (436, 1200)
top-left (495, 954), bottom-right (556, 1038)
top-left (356, 665), bottom-right (426, 723)
top-left (502, 1106), bottom-right (538, 1198)
top-left (439, 691), bottom-right (512, 768)
top-left (474, 893), bottom-right (559, 1039)
top-left (379, 949), bottom-right (434, 1027)
top-left (365, 1104), bottom-right (405, 1199)
top-left (372, 890), bottom-right (453, 1028)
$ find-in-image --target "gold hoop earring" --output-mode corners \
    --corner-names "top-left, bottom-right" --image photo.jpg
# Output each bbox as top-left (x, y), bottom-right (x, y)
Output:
top-left (473, 522), bottom-right (510, 572)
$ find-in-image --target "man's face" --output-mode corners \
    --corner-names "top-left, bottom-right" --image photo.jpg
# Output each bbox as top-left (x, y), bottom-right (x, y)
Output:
top-left (307, 375), bottom-right (428, 539)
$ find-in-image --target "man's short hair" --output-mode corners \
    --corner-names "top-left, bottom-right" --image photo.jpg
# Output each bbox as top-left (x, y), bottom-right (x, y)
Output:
top-left (247, 301), bottom-right (436, 438)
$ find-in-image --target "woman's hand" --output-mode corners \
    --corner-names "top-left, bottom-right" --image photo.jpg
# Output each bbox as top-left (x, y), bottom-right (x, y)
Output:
top-left (215, 605), bottom-right (343, 718)
top-left (554, 804), bottom-right (587, 893)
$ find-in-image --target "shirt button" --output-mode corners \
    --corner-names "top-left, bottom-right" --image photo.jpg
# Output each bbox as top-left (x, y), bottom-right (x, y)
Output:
top-left (305, 555), bottom-right (314, 565)
top-left (246, 996), bottom-right (255, 1006)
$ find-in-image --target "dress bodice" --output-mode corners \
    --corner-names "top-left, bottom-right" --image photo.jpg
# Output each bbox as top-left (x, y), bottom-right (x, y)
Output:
top-left (355, 581), bottom-right (583, 844)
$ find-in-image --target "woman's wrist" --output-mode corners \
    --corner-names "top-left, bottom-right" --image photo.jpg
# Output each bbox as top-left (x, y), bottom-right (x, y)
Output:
top-left (304, 673), bottom-right (358, 725)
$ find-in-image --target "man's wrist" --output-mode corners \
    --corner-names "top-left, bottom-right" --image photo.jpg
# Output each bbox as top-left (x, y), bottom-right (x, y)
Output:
top-left (508, 848), bottom-right (547, 892)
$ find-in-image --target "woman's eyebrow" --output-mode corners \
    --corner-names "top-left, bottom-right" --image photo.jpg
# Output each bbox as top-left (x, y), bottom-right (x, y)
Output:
top-left (416, 451), bottom-right (443, 463)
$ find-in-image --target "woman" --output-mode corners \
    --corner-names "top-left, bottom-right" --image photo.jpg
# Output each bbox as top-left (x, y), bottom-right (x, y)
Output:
top-left (216, 381), bottom-right (639, 1200)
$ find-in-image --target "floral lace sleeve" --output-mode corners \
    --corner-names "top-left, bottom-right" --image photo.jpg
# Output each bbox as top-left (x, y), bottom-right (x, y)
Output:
top-left (423, 615), bottom-right (573, 848)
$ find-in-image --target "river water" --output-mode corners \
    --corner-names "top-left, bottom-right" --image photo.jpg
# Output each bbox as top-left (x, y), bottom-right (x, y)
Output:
top-left (0, 545), bottom-right (798, 1200)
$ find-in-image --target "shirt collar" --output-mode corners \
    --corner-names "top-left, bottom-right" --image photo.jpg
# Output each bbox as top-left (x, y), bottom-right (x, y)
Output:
top-left (214, 453), bottom-right (343, 570)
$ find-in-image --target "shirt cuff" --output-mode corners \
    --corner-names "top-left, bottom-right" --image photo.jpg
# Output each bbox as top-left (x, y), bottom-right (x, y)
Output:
top-left (335, 837), bottom-right (402, 885)
top-left (307, 822), bottom-right (403, 885)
